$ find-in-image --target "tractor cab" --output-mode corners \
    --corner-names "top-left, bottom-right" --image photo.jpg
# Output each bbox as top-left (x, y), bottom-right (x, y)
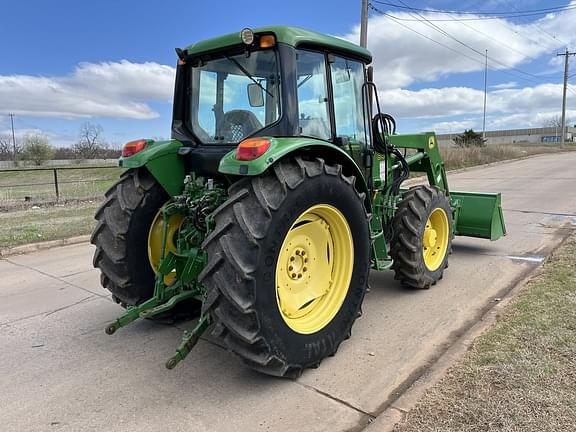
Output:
top-left (171, 26), bottom-right (372, 175)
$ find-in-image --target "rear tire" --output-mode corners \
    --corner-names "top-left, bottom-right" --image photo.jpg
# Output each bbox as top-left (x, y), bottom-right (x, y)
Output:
top-left (390, 186), bottom-right (453, 289)
top-left (200, 157), bottom-right (370, 378)
top-left (91, 168), bottom-right (168, 306)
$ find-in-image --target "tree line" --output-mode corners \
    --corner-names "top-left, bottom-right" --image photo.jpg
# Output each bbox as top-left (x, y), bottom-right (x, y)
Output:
top-left (0, 122), bottom-right (121, 165)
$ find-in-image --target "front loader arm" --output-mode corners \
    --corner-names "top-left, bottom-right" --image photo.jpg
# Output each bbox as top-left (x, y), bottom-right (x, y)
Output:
top-left (386, 132), bottom-right (506, 241)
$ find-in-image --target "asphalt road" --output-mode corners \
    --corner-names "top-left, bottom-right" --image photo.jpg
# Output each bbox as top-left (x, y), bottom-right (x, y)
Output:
top-left (1, 152), bottom-right (575, 432)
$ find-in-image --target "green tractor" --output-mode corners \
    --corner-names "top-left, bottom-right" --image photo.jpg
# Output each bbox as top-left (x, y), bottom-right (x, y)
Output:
top-left (91, 26), bottom-right (506, 378)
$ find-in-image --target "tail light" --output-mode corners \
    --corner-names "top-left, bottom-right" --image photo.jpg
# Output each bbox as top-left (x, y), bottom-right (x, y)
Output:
top-left (236, 138), bottom-right (271, 161)
top-left (122, 140), bottom-right (147, 157)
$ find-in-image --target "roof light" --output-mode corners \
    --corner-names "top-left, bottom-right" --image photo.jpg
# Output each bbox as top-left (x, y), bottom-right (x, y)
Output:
top-left (259, 35), bottom-right (276, 48)
top-left (122, 139), bottom-right (147, 157)
top-left (236, 138), bottom-right (271, 161)
top-left (240, 28), bottom-right (255, 45)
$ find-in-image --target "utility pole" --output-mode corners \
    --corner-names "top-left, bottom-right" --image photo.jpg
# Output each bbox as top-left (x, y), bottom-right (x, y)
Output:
top-left (360, 0), bottom-right (368, 48)
top-left (9, 113), bottom-right (17, 163)
top-left (482, 49), bottom-right (488, 141)
top-left (557, 49), bottom-right (576, 143)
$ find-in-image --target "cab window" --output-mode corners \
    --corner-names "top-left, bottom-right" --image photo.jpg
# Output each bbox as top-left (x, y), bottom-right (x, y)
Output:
top-left (295, 50), bottom-right (331, 140)
top-left (330, 56), bottom-right (367, 144)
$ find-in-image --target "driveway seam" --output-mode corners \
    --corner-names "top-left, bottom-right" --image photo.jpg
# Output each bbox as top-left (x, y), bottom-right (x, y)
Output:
top-left (4, 258), bottom-right (113, 302)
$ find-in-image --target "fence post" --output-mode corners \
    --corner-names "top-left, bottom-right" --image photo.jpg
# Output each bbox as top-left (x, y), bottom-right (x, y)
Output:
top-left (53, 168), bottom-right (60, 201)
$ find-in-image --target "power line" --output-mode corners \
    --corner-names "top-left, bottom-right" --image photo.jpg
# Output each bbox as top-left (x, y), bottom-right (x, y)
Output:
top-left (371, 1), bottom-right (576, 22)
top-left (367, 4), bottom-right (487, 66)
top-left (441, 10), bottom-right (543, 64)
top-left (368, 3), bottom-right (561, 85)
top-left (372, 1), bottom-right (576, 16)
top-left (502, 0), bottom-right (569, 49)
top-left (383, 0), bottom-right (560, 82)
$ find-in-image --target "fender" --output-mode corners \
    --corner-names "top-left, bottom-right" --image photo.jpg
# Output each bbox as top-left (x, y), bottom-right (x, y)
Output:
top-left (218, 136), bottom-right (371, 210)
top-left (119, 139), bottom-right (185, 196)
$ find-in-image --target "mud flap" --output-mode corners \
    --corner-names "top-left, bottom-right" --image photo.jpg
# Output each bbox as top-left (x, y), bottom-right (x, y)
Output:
top-left (451, 191), bottom-right (506, 240)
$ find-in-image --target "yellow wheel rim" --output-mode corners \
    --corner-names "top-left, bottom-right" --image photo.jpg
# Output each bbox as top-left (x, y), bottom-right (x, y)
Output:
top-left (148, 206), bottom-right (184, 285)
top-left (422, 208), bottom-right (450, 271)
top-left (275, 204), bottom-right (354, 334)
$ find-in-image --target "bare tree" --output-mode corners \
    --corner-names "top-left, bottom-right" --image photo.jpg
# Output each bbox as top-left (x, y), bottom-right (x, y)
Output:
top-left (0, 134), bottom-right (22, 161)
top-left (74, 122), bottom-right (105, 159)
top-left (543, 116), bottom-right (571, 129)
top-left (21, 134), bottom-right (54, 165)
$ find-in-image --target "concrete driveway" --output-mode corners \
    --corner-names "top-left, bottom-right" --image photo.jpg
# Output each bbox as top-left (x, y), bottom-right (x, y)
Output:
top-left (1, 152), bottom-right (575, 432)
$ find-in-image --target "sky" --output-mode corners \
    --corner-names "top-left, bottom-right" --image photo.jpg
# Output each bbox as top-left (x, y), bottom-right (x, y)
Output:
top-left (1, 0), bottom-right (575, 147)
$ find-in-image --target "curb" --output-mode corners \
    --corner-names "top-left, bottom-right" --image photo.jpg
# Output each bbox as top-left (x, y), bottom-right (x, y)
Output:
top-left (0, 235), bottom-right (91, 258)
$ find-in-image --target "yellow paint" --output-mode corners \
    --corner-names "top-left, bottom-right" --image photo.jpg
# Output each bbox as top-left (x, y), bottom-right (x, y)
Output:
top-left (275, 204), bottom-right (354, 334)
top-left (148, 206), bottom-right (184, 285)
top-left (422, 208), bottom-right (449, 271)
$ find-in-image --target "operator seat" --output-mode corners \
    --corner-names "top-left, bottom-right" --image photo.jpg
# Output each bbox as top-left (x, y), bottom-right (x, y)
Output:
top-left (221, 110), bottom-right (263, 142)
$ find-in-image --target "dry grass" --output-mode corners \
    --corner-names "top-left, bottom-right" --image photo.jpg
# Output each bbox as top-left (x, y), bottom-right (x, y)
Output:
top-left (440, 144), bottom-right (576, 171)
top-left (0, 201), bottom-right (99, 249)
top-left (394, 235), bottom-right (576, 432)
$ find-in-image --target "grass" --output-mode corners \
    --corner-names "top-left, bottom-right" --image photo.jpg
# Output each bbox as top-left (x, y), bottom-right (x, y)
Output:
top-left (394, 235), bottom-right (576, 432)
top-left (0, 166), bottom-right (123, 206)
top-left (440, 144), bottom-right (576, 171)
top-left (0, 201), bottom-right (100, 249)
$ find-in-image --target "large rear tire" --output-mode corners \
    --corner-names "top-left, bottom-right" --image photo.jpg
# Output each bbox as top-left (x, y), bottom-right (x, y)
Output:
top-left (200, 157), bottom-right (370, 378)
top-left (91, 168), bottom-right (169, 306)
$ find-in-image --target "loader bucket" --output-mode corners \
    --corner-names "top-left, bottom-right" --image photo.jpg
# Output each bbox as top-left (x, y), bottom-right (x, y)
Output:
top-left (451, 191), bottom-right (506, 240)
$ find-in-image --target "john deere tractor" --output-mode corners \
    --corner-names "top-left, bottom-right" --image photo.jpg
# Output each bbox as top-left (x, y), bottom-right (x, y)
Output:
top-left (91, 26), bottom-right (505, 378)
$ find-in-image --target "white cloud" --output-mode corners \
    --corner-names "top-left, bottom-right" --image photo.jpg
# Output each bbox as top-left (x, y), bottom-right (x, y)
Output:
top-left (342, 2), bottom-right (576, 89)
top-left (430, 119), bottom-right (478, 133)
top-left (379, 83), bottom-right (575, 128)
top-left (0, 61), bottom-right (175, 119)
top-left (491, 81), bottom-right (518, 89)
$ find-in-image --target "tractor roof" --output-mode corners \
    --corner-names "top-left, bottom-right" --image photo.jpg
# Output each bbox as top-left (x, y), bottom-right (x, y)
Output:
top-left (184, 25), bottom-right (372, 63)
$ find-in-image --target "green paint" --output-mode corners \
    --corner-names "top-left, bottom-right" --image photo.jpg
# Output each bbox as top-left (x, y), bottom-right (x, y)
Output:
top-left (120, 139), bottom-right (185, 196)
top-left (185, 26), bottom-right (371, 63)
top-left (451, 191), bottom-right (506, 240)
top-left (218, 136), bottom-right (370, 207)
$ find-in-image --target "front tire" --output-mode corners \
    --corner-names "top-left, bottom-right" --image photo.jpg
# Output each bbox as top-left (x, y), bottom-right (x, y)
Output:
top-left (200, 157), bottom-right (370, 378)
top-left (390, 186), bottom-right (453, 289)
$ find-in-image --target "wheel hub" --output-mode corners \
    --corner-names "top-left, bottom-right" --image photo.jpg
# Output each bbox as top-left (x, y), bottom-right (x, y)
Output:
top-left (286, 248), bottom-right (308, 280)
top-left (275, 205), bottom-right (354, 334)
top-left (423, 225), bottom-right (438, 248)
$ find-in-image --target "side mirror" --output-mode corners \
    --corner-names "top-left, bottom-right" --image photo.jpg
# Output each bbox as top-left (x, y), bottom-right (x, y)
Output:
top-left (247, 83), bottom-right (264, 107)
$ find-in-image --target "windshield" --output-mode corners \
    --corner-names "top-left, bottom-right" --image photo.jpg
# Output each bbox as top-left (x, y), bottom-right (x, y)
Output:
top-left (189, 50), bottom-right (280, 144)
